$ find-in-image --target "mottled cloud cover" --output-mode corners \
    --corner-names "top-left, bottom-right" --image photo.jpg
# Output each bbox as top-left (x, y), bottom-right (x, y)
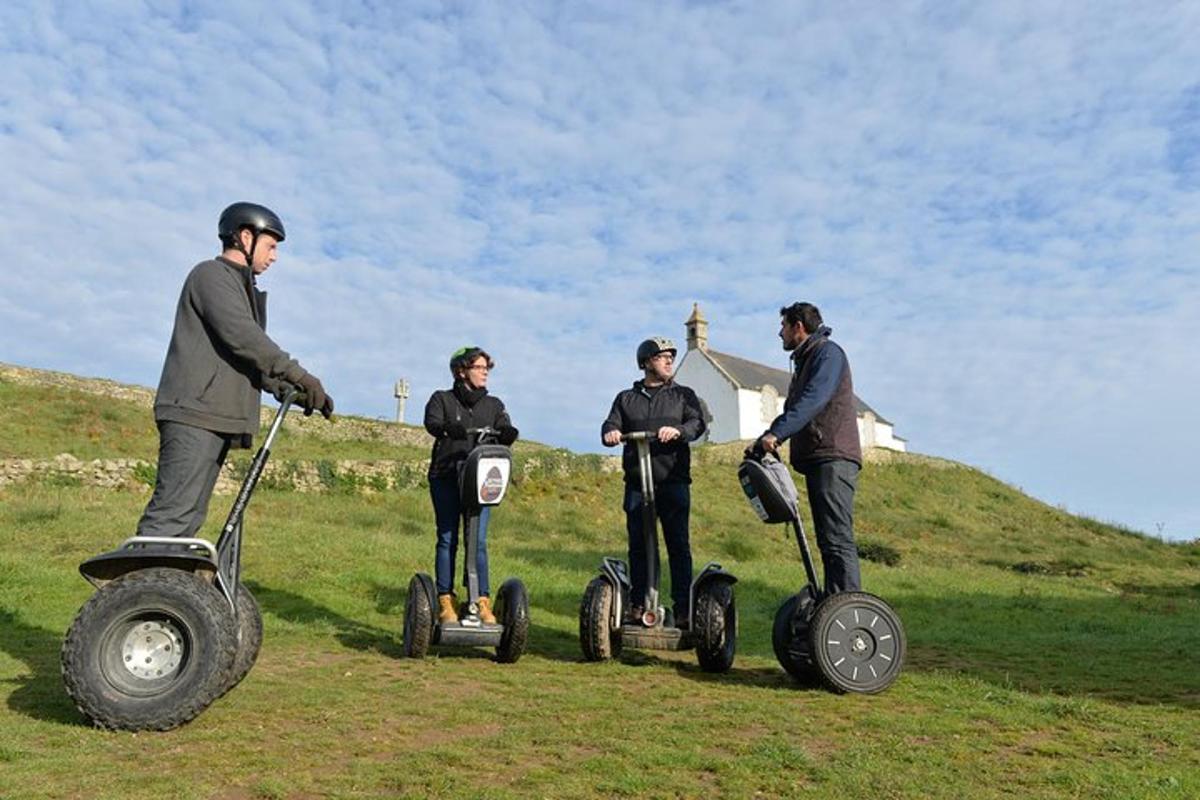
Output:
top-left (1, 2), bottom-right (1197, 538)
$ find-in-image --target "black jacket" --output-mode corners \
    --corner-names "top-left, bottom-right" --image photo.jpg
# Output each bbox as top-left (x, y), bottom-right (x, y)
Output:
top-left (424, 383), bottom-right (514, 479)
top-left (601, 380), bottom-right (706, 485)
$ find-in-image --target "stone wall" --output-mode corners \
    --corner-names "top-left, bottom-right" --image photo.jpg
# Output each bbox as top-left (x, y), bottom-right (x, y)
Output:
top-left (1, 452), bottom-right (620, 494)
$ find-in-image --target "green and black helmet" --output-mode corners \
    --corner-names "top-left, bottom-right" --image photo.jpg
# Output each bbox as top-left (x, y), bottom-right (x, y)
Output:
top-left (449, 345), bottom-right (494, 375)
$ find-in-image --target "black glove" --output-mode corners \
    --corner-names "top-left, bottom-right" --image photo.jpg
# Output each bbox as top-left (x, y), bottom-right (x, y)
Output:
top-left (445, 421), bottom-right (468, 440)
top-left (297, 373), bottom-right (334, 420)
top-left (497, 425), bottom-right (519, 446)
top-left (745, 437), bottom-right (767, 460)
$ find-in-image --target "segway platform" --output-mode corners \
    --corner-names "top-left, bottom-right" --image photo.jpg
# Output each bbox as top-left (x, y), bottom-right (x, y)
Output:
top-left (618, 624), bottom-right (691, 651)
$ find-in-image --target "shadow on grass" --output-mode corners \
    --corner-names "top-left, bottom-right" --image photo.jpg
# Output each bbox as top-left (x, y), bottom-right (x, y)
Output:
top-left (623, 650), bottom-right (810, 692)
top-left (508, 545), bottom-right (616, 577)
top-left (249, 580), bottom-right (584, 664)
top-left (0, 607), bottom-right (84, 726)
top-left (245, 581), bottom-right (405, 659)
top-left (894, 590), bottom-right (1200, 709)
top-left (510, 542), bottom-right (1200, 708)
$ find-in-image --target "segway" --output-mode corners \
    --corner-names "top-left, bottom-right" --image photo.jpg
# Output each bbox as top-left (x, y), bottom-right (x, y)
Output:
top-left (403, 427), bottom-right (529, 663)
top-left (579, 431), bottom-right (737, 672)
top-left (738, 450), bottom-right (905, 693)
top-left (60, 389), bottom-right (300, 730)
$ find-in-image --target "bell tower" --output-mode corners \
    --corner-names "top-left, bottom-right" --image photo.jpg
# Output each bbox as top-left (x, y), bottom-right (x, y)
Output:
top-left (685, 302), bottom-right (708, 351)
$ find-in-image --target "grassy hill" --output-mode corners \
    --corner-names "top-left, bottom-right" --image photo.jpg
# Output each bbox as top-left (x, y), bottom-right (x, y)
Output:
top-left (1, 364), bottom-right (1197, 799)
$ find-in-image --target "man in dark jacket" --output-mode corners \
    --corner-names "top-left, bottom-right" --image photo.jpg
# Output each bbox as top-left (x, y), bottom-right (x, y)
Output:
top-left (601, 337), bottom-right (707, 626)
top-left (756, 302), bottom-right (862, 594)
top-left (136, 202), bottom-right (334, 539)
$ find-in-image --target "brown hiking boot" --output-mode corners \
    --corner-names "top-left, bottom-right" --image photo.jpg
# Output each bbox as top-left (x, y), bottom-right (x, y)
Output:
top-left (478, 595), bottom-right (497, 625)
top-left (438, 593), bottom-right (459, 625)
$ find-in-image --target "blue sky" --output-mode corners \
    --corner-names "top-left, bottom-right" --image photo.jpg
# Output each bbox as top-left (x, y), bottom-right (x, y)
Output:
top-left (1, 2), bottom-right (1197, 540)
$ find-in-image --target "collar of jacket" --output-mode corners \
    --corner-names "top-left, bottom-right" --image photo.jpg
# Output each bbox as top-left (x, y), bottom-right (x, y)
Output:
top-left (791, 325), bottom-right (832, 368)
top-left (633, 378), bottom-right (673, 396)
top-left (216, 255), bottom-right (262, 321)
top-left (216, 255), bottom-right (252, 276)
top-left (453, 380), bottom-right (488, 407)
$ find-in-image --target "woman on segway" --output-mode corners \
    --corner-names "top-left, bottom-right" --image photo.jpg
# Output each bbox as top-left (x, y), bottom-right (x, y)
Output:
top-left (423, 346), bottom-right (519, 627)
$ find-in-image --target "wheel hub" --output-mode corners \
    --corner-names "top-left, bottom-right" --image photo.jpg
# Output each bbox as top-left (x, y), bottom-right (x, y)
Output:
top-left (848, 630), bottom-right (873, 657)
top-left (121, 620), bottom-right (184, 680)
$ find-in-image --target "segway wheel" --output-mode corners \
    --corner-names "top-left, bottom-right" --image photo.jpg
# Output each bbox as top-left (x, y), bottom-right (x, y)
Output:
top-left (693, 580), bottom-right (737, 673)
top-left (772, 587), bottom-right (820, 683)
top-left (579, 576), bottom-right (621, 661)
top-left (61, 567), bottom-right (238, 731)
top-left (494, 578), bottom-right (530, 664)
top-left (219, 583), bottom-right (263, 697)
top-left (808, 592), bottom-right (906, 694)
top-left (402, 574), bottom-right (435, 659)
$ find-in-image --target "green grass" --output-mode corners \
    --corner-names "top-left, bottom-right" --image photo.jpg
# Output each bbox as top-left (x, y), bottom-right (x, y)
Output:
top-left (1, 370), bottom-right (1198, 799)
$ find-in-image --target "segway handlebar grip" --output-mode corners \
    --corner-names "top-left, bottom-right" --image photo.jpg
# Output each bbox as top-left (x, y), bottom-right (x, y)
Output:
top-left (466, 426), bottom-right (498, 444)
top-left (620, 431), bottom-right (659, 443)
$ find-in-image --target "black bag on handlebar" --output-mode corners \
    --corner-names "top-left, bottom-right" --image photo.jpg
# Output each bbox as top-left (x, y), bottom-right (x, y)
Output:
top-left (737, 455), bottom-right (800, 524)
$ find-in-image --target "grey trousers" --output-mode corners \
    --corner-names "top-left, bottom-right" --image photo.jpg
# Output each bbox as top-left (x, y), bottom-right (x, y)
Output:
top-left (802, 459), bottom-right (862, 594)
top-left (136, 421), bottom-right (233, 538)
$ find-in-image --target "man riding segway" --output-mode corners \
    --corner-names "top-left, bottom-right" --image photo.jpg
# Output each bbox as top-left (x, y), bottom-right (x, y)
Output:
top-left (61, 203), bottom-right (335, 730)
top-left (583, 337), bottom-right (736, 672)
top-left (601, 337), bottom-right (706, 629)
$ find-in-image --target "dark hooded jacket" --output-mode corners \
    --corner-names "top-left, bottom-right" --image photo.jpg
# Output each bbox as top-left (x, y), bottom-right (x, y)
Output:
top-left (424, 382), bottom-right (514, 479)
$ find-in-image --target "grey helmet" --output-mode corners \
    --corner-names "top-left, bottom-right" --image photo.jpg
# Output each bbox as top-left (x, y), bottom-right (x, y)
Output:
top-left (636, 337), bottom-right (677, 368)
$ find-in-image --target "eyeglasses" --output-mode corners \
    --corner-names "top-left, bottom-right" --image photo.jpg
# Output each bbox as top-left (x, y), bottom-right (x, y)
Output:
top-left (467, 365), bottom-right (491, 372)
top-left (651, 354), bottom-right (675, 363)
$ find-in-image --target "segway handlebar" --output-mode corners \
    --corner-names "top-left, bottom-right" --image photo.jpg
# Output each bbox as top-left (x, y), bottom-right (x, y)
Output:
top-left (620, 431), bottom-right (659, 443)
top-left (465, 426), bottom-right (501, 446)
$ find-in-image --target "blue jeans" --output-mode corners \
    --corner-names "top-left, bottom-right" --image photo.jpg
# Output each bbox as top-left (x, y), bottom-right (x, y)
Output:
top-left (430, 475), bottom-right (490, 597)
top-left (625, 482), bottom-right (693, 618)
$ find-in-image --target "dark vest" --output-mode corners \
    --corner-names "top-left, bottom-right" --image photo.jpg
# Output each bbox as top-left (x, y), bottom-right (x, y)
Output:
top-left (786, 336), bottom-right (862, 469)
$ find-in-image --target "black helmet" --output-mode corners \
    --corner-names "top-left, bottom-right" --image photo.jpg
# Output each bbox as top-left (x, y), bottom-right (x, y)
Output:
top-left (636, 337), bottom-right (677, 368)
top-left (218, 202), bottom-right (286, 244)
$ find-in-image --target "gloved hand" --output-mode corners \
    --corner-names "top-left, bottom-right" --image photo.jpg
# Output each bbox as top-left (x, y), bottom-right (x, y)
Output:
top-left (445, 421), bottom-right (468, 439)
top-left (497, 425), bottom-right (519, 446)
top-left (271, 381), bottom-right (296, 403)
top-left (745, 435), bottom-right (770, 460)
top-left (297, 373), bottom-right (334, 420)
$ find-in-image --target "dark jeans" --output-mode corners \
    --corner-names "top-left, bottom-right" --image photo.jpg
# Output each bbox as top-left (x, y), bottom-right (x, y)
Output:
top-left (430, 474), bottom-right (490, 597)
top-left (624, 482), bottom-right (693, 618)
top-left (137, 421), bottom-right (234, 538)
top-left (802, 459), bottom-right (862, 594)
